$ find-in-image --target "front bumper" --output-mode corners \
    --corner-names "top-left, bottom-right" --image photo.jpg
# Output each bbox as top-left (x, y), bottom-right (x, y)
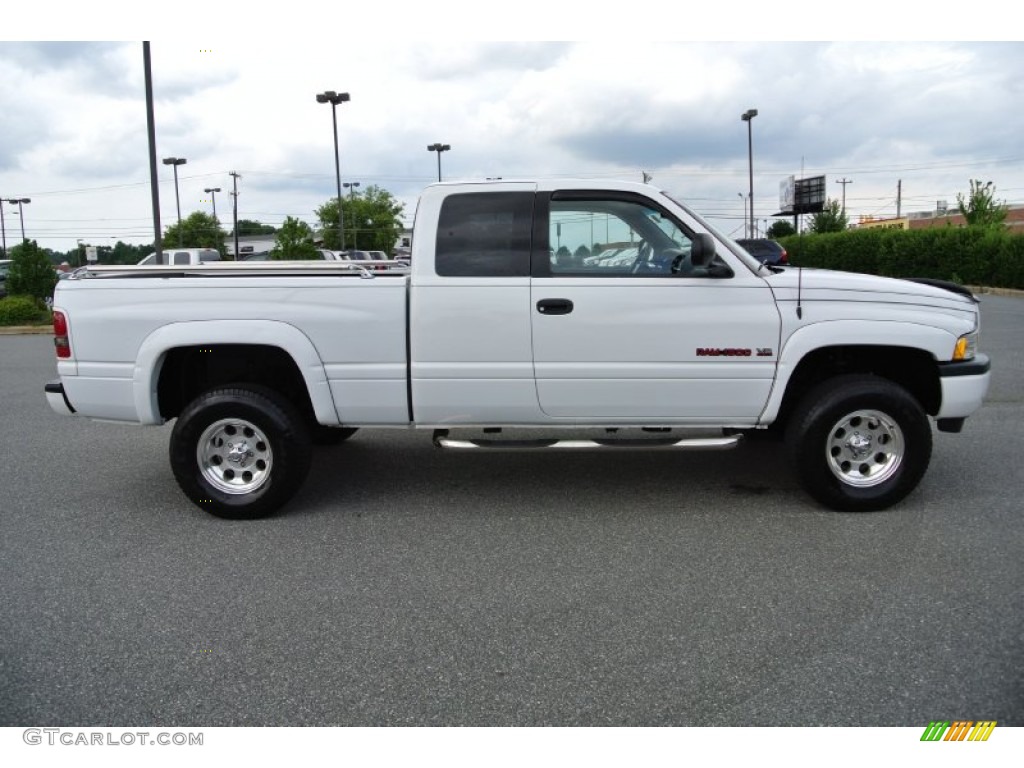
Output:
top-left (935, 354), bottom-right (991, 420)
top-left (45, 380), bottom-right (76, 417)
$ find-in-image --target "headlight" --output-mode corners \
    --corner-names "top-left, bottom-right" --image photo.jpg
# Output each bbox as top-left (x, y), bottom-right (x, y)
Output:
top-left (953, 331), bottom-right (978, 361)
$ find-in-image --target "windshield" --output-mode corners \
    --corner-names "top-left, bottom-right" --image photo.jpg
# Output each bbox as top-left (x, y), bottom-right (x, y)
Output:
top-left (661, 191), bottom-right (764, 274)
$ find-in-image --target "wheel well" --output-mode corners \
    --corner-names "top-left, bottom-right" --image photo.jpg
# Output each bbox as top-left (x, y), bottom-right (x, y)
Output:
top-left (775, 346), bottom-right (940, 427)
top-left (157, 345), bottom-right (315, 421)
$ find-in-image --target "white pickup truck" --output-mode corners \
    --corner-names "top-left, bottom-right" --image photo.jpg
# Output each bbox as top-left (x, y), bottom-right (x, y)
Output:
top-left (45, 180), bottom-right (991, 518)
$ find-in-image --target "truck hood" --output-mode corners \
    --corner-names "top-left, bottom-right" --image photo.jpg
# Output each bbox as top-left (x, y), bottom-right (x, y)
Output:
top-left (764, 267), bottom-right (978, 314)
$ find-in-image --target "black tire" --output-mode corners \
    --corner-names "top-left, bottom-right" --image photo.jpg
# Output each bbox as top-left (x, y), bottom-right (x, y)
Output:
top-left (310, 425), bottom-right (358, 446)
top-left (170, 387), bottom-right (312, 519)
top-left (785, 375), bottom-right (932, 512)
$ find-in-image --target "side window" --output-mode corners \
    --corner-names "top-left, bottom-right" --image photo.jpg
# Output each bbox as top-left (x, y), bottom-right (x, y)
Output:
top-left (172, 252), bottom-right (191, 265)
top-left (435, 192), bottom-right (533, 277)
top-left (548, 198), bottom-right (697, 277)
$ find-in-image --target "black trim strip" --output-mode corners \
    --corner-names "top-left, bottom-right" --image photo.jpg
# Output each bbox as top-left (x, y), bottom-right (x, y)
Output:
top-left (530, 192), bottom-right (551, 277)
top-left (937, 353), bottom-right (990, 377)
top-left (904, 277), bottom-right (978, 302)
top-left (404, 282), bottom-right (414, 423)
top-left (45, 380), bottom-right (76, 413)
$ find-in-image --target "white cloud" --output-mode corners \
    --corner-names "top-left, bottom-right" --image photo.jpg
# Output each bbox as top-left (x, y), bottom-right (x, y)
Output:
top-left (1, 39), bottom-right (1022, 249)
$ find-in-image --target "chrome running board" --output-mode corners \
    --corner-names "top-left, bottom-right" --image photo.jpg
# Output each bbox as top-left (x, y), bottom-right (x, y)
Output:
top-left (432, 429), bottom-right (741, 451)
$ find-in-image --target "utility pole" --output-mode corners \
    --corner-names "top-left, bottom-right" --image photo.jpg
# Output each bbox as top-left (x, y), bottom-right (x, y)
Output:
top-left (837, 178), bottom-right (852, 215)
top-left (896, 179), bottom-right (902, 219)
top-left (143, 42), bottom-right (163, 264)
top-left (230, 171), bottom-right (241, 260)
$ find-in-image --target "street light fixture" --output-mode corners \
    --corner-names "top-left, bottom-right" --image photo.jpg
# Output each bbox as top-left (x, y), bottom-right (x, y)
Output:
top-left (343, 181), bottom-right (361, 251)
top-left (427, 143), bottom-right (451, 182)
top-left (204, 187), bottom-right (221, 220)
top-left (741, 109), bottom-right (758, 240)
top-left (316, 90), bottom-right (351, 249)
top-left (162, 157), bottom-right (187, 244)
top-left (6, 198), bottom-right (31, 241)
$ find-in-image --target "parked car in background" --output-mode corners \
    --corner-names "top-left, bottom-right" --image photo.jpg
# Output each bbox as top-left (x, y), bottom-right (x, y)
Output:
top-left (138, 248), bottom-right (222, 266)
top-left (239, 249), bottom-right (343, 262)
top-left (735, 238), bottom-right (788, 266)
top-left (0, 259), bottom-right (12, 298)
top-left (339, 250), bottom-right (390, 271)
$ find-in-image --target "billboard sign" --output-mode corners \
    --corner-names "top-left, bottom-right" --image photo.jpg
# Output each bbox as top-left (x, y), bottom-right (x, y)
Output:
top-left (777, 175), bottom-right (826, 215)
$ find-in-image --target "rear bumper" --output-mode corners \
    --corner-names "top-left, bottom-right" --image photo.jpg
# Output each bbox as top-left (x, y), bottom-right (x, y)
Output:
top-left (45, 380), bottom-right (76, 417)
top-left (935, 354), bottom-right (991, 420)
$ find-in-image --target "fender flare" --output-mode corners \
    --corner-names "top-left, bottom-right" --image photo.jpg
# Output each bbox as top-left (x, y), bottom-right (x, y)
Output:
top-left (759, 320), bottom-right (953, 424)
top-left (133, 320), bottom-right (337, 426)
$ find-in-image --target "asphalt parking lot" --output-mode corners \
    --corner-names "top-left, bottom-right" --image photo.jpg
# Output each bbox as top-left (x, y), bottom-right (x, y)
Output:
top-left (1, 295), bottom-right (1022, 726)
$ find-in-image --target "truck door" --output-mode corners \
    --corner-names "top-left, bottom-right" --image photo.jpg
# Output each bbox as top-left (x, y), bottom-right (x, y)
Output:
top-left (530, 190), bottom-right (781, 424)
top-left (409, 186), bottom-right (546, 424)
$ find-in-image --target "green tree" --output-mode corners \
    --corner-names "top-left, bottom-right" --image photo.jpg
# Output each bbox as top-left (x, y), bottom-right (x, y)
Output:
top-left (767, 220), bottom-right (796, 238)
top-left (270, 216), bottom-right (319, 260)
top-left (232, 219), bottom-right (277, 236)
top-left (109, 241), bottom-right (152, 265)
top-left (163, 212), bottom-right (226, 255)
top-left (957, 180), bottom-right (1007, 227)
top-left (6, 239), bottom-right (57, 301)
top-left (316, 185), bottom-right (405, 252)
top-left (808, 198), bottom-right (849, 234)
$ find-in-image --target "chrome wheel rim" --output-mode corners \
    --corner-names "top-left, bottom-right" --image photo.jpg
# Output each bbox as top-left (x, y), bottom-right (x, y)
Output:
top-left (197, 418), bottom-right (273, 495)
top-left (826, 409), bottom-right (903, 488)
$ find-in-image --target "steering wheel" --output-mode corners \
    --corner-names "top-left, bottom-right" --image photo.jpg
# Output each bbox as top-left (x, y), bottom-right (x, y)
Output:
top-left (630, 242), bottom-right (651, 274)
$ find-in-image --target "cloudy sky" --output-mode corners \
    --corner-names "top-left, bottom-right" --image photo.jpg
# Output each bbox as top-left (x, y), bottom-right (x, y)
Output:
top-left (2, 9), bottom-right (1020, 252)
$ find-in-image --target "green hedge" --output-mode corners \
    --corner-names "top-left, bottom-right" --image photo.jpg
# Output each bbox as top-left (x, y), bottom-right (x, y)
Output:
top-left (0, 296), bottom-right (51, 326)
top-left (779, 226), bottom-right (1024, 289)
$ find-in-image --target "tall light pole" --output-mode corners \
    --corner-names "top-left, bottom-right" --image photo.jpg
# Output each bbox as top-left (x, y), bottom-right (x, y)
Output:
top-left (162, 157), bottom-right (187, 244)
top-left (229, 172), bottom-right (241, 259)
top-left (204, 187), bottom-right (221, 220)
top-left (427, 143), bottom-right (450, 182)
top-left (343, 181), bottom-right (361, 251)
top-left (741, 109), bottom-right (757, 241)
top-left (6, 198), bottom-right (31, 241)
top-left (316, 90), bottom-right (350, 249)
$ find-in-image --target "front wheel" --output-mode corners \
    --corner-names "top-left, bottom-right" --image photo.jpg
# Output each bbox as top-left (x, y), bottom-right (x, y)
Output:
top-left (170, 387), bottom-right (312, 519)
top-left (786, 375), bottom-right (932, 512)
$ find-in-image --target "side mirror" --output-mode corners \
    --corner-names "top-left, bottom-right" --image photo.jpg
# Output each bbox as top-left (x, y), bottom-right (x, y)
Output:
top-left (691, 233), bottom-right (716, 267)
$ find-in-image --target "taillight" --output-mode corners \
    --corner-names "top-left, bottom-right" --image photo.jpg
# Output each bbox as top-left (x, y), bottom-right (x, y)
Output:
top-left (780, 249), bottom-right (789, 265)
top-left (53, 310), bottom-right (71, 359)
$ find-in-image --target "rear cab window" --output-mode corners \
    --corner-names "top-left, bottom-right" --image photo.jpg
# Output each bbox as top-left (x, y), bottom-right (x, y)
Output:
top-left (434, 192), bottom-right (533, 277)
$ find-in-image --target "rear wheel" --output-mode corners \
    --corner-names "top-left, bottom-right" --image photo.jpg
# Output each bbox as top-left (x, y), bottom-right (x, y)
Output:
top-left (170, 387), bottom-right (311, 519)
top-left (786, 375), bottom-right (932, 511)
